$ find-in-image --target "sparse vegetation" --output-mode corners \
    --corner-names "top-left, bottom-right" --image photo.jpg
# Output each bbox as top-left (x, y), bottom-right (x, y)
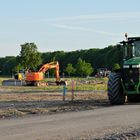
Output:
top-left (0, 77), bottom-right (108, 91)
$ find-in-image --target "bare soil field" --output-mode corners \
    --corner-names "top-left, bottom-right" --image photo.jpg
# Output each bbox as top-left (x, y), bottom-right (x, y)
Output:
top-left (0, 86), bottom-right (108, 118)
top-left (1, 86), bottom-right (140, 140)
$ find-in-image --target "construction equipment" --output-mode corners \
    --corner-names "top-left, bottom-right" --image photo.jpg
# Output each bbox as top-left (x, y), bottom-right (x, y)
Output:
top-left (96, 68), bottom-right (110, 77)
top-left (14, 70), bottom-right (25, 80)
top-left (108, 34), bottom-right (140, 104)
top-left (25, 61), bottom-right (65, 86)
top-left (2, 71), bottom-right (25, 86)
top-left (14, 73), bottom-right (23, 80)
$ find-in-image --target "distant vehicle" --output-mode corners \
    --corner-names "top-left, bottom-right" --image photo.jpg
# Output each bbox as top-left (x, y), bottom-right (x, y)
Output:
top-left (14, 70), bottom-right (25, 80)
top-left (96, 68), bottom-right (110, 77)
top-left (14, 73), bottom-right (23, 80)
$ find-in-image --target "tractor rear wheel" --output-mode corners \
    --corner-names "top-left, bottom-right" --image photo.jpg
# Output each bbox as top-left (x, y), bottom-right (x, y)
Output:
top-left (108, 73), bottom-right (125, 105)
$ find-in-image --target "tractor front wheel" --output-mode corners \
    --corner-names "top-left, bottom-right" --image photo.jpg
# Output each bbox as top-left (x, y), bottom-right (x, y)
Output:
top-left (108, 73), bottom-right (125, 105)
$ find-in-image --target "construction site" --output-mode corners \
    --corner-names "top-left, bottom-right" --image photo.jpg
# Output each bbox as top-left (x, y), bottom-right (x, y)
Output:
top-left (0, 33), bottom-right (140, 140)
top-left (0, 52), bottom-right (109, 119)
top-left (1, 1), bottom-right (140, 140)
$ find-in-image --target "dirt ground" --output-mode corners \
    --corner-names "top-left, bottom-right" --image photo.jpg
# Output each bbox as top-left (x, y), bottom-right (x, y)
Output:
top-left (0, 87), bottom-right (108, 118)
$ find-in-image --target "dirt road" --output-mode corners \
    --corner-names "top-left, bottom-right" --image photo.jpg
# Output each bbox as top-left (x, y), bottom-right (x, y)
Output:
top-left (0, 104), bottom-right (140, 140)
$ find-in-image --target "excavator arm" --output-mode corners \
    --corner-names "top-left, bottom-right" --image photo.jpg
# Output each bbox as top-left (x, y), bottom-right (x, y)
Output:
top-left (38, 61), bottom-right (60, 81)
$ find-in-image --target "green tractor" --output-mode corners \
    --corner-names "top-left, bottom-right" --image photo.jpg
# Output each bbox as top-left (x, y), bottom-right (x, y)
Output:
top-left (108, 36), bottom-right (140, 104)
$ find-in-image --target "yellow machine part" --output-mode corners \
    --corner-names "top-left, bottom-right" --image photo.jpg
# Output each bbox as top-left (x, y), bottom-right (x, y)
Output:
top-left (14, 73), bottom-right (23, 80)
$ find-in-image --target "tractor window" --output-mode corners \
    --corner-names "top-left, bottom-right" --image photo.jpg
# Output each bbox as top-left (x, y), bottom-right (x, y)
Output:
top-left (125, 45), bottom-right (133, 60)
top-left (134, 41), bottom-right (140, 57)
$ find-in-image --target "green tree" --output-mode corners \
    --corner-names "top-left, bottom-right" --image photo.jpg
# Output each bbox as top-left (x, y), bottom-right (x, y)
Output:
top-left (1, 56), bottom-right (18, 75)
top-left (84, 63), bottom-right (94, 77)
top-left (13, 64), bottom-right (24, 73)
top-left (113, 63), bottom-right (121, 71)
top-left (19, 43), bottom-right (42, 71)
top-left (76, 58), bottom-right (93, 77)
top-left (65, 63), bottom-right (76, 77)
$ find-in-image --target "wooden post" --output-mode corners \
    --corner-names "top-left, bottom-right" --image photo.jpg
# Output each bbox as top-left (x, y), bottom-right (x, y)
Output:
top-left (63, 85), bottom-right (67, 101)
top-left (71, 80), bottom-right (75, 101)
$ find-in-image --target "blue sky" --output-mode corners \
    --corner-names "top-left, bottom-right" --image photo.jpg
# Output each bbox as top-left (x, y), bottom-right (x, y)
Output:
top-left (1, 0), bottom-right (140, 57)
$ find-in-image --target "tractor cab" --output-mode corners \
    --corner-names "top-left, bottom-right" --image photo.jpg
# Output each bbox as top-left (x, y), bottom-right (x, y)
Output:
top-left (122, 37), bottom-right (140, 61)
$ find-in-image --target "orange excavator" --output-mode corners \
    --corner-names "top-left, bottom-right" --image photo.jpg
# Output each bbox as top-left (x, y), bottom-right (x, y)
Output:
top-left (25, 61), bottom-right (65, 86)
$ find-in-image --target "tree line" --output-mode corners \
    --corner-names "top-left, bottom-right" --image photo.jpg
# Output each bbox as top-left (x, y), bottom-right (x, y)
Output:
top-left (0, 43), bottom-right (123, 76)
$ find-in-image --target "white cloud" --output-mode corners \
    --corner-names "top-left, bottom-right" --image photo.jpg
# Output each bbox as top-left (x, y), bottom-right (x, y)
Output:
top-left (51, 23), bottom-right (122, 37)
top-left (6, 11), bottom-right (140, 37)
top-left (47, 11), bottom-right (140, 22)
top-left (51, 24), bottom-right (91, 31)
top-left (47, 11), bottom-right (140, 37)
top-left (13, 11), bottom-right (140, 23)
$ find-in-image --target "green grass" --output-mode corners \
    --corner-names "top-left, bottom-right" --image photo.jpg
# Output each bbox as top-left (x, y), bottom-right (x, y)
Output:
top-left (0, 77), bottom-right (108, 92)
top-left (74, 84), bottom-right (107, 91)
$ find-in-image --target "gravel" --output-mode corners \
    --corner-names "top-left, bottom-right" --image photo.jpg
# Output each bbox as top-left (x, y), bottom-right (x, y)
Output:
top-left (94, 129), bottom-right (140, 140)
top-left (73, 128), bottom-right (140, 140)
